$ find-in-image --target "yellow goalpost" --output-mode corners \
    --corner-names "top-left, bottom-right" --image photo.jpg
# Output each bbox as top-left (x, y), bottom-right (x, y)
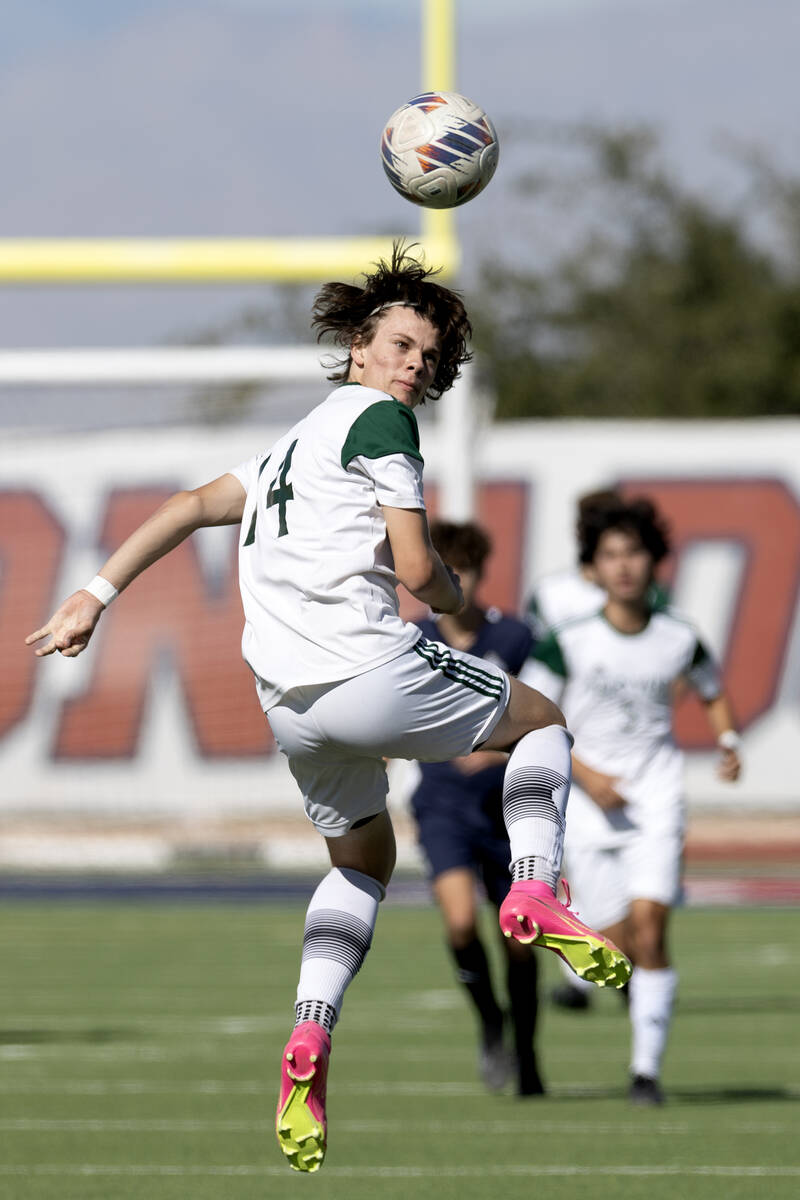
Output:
top-left (0, 0), bottom-right (459, 284)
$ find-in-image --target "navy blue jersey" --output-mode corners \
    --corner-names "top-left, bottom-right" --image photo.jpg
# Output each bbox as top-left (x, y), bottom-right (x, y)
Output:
top-left (414, 608), bottom-right (533, 796)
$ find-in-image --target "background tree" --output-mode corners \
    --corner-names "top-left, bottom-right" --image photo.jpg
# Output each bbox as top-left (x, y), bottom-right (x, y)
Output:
top-left (469, 126), bottom-right (800, 419)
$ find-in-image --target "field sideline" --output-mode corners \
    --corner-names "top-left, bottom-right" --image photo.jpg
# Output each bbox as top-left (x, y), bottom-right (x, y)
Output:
top-left (0, 901), bottom-right (797, 1200)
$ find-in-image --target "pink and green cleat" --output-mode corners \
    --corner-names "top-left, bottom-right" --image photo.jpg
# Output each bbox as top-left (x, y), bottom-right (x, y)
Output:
top-left (275, 1021), bottom-right (331, 1173)
top-left (499, 880), bottom-right (631, 988)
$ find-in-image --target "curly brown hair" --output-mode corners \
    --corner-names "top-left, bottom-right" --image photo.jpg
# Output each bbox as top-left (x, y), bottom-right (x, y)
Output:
top-left (578, 496), bottom-right (671, 566)
top-left (311, 241), bottom-right (472, 401)
top-left (429, 519), bottom-right (492, 573)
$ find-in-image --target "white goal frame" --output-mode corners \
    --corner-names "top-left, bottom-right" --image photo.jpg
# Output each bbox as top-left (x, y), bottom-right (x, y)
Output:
top-left (0, 344), bottom-right (476, 519)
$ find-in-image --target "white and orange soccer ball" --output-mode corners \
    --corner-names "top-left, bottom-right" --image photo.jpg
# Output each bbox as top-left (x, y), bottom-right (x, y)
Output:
top-left (380, 91), bottom-right (499, 209)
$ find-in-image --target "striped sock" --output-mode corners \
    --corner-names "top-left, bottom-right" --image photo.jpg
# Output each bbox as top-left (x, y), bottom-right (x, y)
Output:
top-left (502, 724), bottom-right (572, 891)
top-left (294, 867), bottom-right (383, 1034)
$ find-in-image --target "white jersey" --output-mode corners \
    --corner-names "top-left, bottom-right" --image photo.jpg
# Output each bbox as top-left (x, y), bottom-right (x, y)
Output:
top-left (230, 384), bottom-right (425, 710)
top-left (525, 568), bottom-right (604, 640)
top-left (521, 608), bottom-right (721, 846)
top-left (525, 567), bottom-right (671, 639)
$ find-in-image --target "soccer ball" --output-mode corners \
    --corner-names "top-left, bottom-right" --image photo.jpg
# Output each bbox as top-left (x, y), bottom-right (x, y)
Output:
top-left (380, 91), bottom-right (499, 209)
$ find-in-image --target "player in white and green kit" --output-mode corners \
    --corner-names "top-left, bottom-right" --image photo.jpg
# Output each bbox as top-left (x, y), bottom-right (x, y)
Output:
top-left (523, 496), bottom-right (741, 1105)
top-left (26, 246), bottom-right (630, 1171)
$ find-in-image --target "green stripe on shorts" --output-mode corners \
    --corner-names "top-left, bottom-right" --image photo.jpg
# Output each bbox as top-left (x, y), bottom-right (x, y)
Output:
top-left (414, 638), bottom-right (505, 699)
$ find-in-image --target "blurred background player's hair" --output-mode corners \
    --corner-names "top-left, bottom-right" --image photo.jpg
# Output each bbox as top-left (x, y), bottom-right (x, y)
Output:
top-left (578, 495), bottom-right (671, 566)
top-left (429, 519), bottom-right (492, 573)
top-left (311, 241), bottom-right (472, 400)
top-left (575, 489), bottom-right (624, 564)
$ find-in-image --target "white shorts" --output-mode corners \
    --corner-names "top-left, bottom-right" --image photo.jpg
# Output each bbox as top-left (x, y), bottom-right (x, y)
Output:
top-left (266, 636), bottom-right (509, 837)
top-left (564, 827), bottom-right (684, 930)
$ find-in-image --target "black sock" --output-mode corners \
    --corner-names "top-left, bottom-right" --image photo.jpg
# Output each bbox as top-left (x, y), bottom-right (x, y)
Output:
top-left (451, 937), bottom-right (504, 1039)
top-left (507, 954), bottom-right (544, 1093)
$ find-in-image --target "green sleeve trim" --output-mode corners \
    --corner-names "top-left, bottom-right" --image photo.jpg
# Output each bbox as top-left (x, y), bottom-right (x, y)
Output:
top-left (531, 631), bottom-right (568, 678)
top-left (341, 400), bottom-right (423, 470)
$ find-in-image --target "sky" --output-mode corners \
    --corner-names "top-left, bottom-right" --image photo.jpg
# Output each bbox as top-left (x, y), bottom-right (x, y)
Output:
top-left (1, 0), bottom-right (798, 352)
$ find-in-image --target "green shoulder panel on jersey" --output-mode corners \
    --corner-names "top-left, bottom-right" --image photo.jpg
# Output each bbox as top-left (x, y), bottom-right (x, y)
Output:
top-left (340, 400), bottom-right (423, 470)
top-left (530, 630), bottom-right (569, 678)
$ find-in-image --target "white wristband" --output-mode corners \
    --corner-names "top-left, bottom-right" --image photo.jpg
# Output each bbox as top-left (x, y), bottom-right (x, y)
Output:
top-left (717, 729), bottom-right (741, 752)
top-left (83, 575), bottom-right (118, 607)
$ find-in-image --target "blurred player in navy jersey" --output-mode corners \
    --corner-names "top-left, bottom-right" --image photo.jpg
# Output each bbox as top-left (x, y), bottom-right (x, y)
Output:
top-left (410, 520), bottom-right (544, 1096)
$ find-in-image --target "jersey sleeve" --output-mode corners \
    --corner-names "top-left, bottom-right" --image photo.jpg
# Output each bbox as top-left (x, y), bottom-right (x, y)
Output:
top-left (228, 455), bottom-right (259, 493)
top-left (341, 399), bottom-right (425, 509)
top-left (506, 619), bottom-right (535, 676)
top-left (341, 399), bottom-right (423, 467)
top-left (524, 592), bottom-right (549, 641)
top-left (685, 637), bottom-right (723, 700)
top-left (351, 452), bottom-right (425, 508)
top-left (518, 630), bottom-right (568, 702)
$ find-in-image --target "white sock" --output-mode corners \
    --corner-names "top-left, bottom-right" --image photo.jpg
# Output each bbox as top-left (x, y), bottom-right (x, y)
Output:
top-left (503, 724), bottom-right (572, 891)
top-left (295, 867), bottom-right (383, 1034)
top-left (629, 966), bottom-right (677, 1079)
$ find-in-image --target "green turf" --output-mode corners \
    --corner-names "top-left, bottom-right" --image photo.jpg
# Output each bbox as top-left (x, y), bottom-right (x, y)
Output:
top-left (0, 899), bottom-right (797, 1200)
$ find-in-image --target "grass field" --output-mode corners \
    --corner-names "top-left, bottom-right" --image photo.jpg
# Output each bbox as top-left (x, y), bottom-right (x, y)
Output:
top-left (0, 896), bottom-right (797, 1200)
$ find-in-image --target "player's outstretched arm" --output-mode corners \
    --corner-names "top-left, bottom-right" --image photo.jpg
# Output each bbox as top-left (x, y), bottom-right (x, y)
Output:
top-left (383, 505), bottom-right (463, 614)
top-left (25, 473), bottom-right (246, 659)
top-left (703, 693), bottom-right (742, 782)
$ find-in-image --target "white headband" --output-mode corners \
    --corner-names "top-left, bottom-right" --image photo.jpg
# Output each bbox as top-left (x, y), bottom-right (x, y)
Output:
top-left (368, 300), bottom-right (419, 317)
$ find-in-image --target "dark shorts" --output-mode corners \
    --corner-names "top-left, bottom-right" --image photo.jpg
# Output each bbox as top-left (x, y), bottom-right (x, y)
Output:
top-left (411, 781), bottom-right (513, 909)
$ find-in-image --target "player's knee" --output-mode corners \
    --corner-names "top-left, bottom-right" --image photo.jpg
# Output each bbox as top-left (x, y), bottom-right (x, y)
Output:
top-left (519, 682), bottom-right (566, 733)
top-left (513, 680), bottom-right (566, 735)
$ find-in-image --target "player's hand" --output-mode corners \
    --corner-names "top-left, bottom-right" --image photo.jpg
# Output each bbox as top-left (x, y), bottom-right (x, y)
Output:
top-left (717, 748), bottom-right (741, 783)
top-left (581, 766), bottom-right (627, 811)
top-left (446, 566), bottom-right (464, 613)
top-left (25, 590), bottom-right (104, 658)
top-left (431, 566), bottom-right (463, 615)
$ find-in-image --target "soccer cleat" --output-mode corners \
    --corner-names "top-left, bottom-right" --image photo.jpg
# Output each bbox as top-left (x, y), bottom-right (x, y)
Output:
top-left (629, 1073), bottom-right (665, 1106)
top-left (499, 880), bottom-right (631, 989)
top-left (517, 1054), bottom-right (546, 1097)
top-left (275, 1021), bottom-right (331, 1172)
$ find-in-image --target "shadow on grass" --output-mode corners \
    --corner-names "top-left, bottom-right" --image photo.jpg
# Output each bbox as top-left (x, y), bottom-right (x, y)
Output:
top-left (678, 995), bottom-right (800, 1015)
top-left (0, 1027), bottom-right (139, 1045)
top-left (552, 1083), bottom-right (797, 1104)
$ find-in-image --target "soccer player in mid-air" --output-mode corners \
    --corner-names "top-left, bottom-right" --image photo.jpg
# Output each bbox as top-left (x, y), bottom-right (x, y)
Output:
top-left (409, 520), bottom-right (544, 1097)
top-left (26, 244), bottom-right (630, 1172)
top-left (523, 495), bottom-right (741, 1105)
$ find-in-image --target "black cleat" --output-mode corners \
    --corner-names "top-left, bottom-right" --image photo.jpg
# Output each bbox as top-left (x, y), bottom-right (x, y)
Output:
top-left (517, 1055), bottom-right (546, 1097)
top-left (629, 1074), bottom-right (664, 1106)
